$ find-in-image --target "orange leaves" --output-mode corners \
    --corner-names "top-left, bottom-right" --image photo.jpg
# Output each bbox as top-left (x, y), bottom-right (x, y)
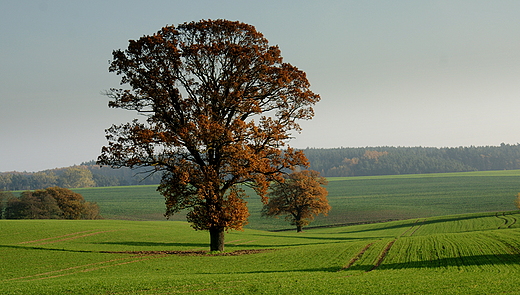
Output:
top-left (187, 187), bottom-right (250, 231)
top-left (100, 19), bottom-right (320, 240)
top-left (262, 170), bottom-right (330, 232)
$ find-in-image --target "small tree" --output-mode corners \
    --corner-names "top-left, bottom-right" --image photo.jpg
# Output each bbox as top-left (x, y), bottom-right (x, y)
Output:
top-left (262, 170), bottom-right (330, 232)
top-left (98, 19), bottom-right (319, 251)
top-left (515, 193), bottom-right (520, 209)
top-left (82, 202), bottom-right (102, 220)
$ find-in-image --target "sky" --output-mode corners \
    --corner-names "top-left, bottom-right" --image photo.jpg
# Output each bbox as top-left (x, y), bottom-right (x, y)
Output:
top-left (1, 0), bottom-right (520, 172)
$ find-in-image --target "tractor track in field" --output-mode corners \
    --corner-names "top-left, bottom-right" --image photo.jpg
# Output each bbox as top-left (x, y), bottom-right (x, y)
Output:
top-left (3, 256), bottom-right (155, 282)
top-left (340, 242), bottom-right (374, 270)
top-left (399, 219), bottom-right (424, 237)
top-left (18, 230), bottom-right (96, 244)
top-left (18, 230), bottom-right (124, 245)
top-left (368, 219), bottom-right (426, 271)
top-left (496, 212), bottom-right (517, 229)
top-left (3, 247), bottom-right (271, 282)
top-left (342, 219), bottom-right (424, 272)
top-left (368, 239), bottom-right (397, 272)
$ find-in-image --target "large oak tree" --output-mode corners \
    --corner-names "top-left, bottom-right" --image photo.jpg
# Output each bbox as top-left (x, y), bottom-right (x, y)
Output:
top-left (98, 19), bottom-right (320, 251)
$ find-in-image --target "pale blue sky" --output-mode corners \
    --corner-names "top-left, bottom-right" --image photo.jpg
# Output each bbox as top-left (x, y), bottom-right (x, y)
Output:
top-left (1, 0), bottom-right (520, 172)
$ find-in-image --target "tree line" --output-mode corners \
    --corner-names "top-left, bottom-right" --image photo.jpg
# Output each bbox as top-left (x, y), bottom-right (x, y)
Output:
top-left (3, 144), bottom-right (520, 190)
top-left (0, 164), bottom-right (163, 191)
top-left (304, 143), bottom-right (520, 177)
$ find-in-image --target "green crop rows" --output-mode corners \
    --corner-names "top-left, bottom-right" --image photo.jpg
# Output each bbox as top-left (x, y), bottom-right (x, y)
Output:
top-left (1, 211), bottom-right (520, 294)
top-left (3, 170), bottom-right (520, 294)
top-left (73, 170), bottom-right (520, 230)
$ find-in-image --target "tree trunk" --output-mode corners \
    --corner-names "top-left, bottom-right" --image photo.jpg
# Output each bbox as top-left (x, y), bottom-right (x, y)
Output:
top-left (209, 226), bottom-right (225, 251)
top-left (296, 224), bottom-right (303, 232)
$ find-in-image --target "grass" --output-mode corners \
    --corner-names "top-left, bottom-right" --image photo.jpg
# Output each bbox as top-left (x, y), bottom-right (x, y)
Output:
top-left (72, 169), bottom-right (520, 230)
top-left (1, 212), bottom-right (520, 294)
top-left (3, 170), bottom-right (520, 293)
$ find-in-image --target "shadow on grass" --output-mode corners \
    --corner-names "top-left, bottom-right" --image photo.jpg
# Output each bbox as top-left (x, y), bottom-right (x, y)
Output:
top-left (252, 233), bottom-right (364, 242)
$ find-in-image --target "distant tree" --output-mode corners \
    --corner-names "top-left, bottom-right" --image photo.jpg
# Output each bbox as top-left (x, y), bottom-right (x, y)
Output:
top-left (262, 170), bottom-right (330, 232)
top-left (0, 190), bottom-right (13, 219)
top-left (81, 201), bottom-right (102, 220)
top-left (58, 166), bottom-right (96, 188)
top-left (98, 19), bottom-right (319, 251)
top-left (515, 193), bottom-right (520, 210)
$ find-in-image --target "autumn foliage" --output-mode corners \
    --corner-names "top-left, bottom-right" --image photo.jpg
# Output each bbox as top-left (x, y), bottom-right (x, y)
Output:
top-left (98, 19), bottom-right (320, 251)
top-left (262, 170), bottom-right (330, 232)
top-left (3, 187), bottom-right (101, 220)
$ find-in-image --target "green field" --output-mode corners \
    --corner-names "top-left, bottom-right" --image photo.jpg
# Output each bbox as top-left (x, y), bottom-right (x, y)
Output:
top-left (1, 211), bottom-right (520, 294)
top-left (3, 170), bottom-right (520, 294)
top-left (73, 170), bottom-right (520, 230)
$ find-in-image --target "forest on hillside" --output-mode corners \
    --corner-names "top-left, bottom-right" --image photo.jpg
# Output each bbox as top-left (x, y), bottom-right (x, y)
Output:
top-left (2, 144), bottom-right (520, 190)
top-left (0, 164), bottom-right (162, 191)
top-left (304, 143), bottom-right (520, 176)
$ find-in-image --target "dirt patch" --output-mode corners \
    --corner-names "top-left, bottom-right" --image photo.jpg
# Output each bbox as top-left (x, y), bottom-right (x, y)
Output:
top-left (101, 249), bottom-right (273, 256)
